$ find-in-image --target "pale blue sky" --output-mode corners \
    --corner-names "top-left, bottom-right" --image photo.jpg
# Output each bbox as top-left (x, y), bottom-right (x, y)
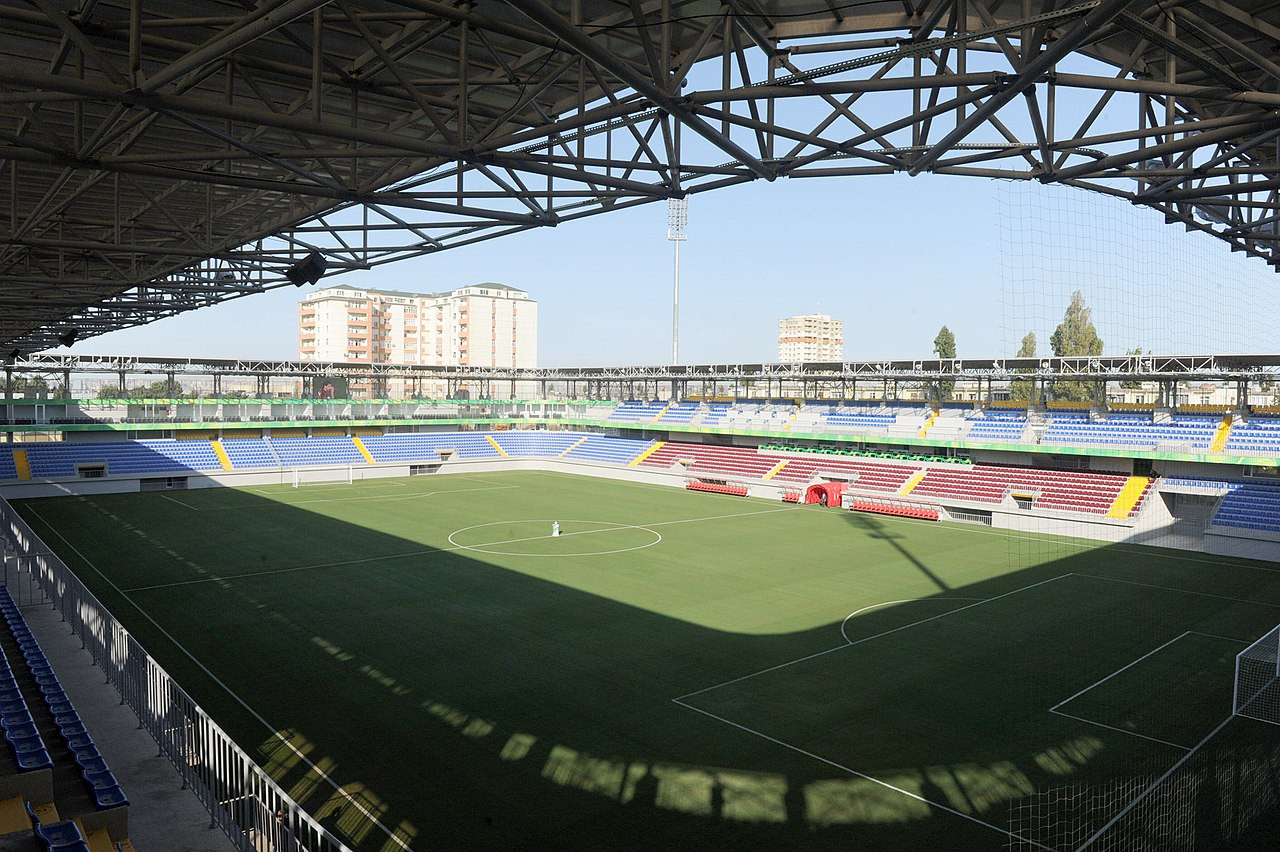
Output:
top-left (74, 173), bottom-right (1010, 366)
top-left (73, 170), bottom-right (1278, 367)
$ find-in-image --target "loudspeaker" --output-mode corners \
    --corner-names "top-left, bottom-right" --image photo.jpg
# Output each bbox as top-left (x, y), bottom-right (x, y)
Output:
top-left (286, 251), bottom-right (328, 287)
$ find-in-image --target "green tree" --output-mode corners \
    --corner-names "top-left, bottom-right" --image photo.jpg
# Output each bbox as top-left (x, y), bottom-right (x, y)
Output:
top-left (1050, 291), bottom-right (1104, 402)
top-left (1011, 332), bottom-right (1036, 401)
top-left (932, 325), bottom-right (957, 401)
top-left (3, 374), bottom-right (49, 395)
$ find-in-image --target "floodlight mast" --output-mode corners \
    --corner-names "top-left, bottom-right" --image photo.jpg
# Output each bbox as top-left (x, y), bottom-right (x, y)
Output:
top-left (667, 198), bottom-right (688, 366)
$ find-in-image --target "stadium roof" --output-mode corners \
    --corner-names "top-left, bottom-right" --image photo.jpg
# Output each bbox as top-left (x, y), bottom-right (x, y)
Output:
top-left (4, 0), bottom-right (1280, 353)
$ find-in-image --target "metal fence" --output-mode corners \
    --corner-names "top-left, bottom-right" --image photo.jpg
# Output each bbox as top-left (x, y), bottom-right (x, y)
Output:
top-left (0, 497), bottom-right (350, 852)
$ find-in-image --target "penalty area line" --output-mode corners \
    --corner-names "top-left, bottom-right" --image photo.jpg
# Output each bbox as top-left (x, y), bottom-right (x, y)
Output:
top-left (671, 698), bottom-right (1055, 851)
top-left (675, 574), bottom-right (1072, 702)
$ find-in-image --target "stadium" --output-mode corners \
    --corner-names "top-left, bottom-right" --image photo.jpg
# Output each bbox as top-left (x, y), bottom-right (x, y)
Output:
top-left (5, 2), bottom-right (1280, 852)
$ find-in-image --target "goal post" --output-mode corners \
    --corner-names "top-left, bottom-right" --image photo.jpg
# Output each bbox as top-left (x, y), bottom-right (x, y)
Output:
top-left (1233, 624), bottom-right (1280, 724)
top-left (290, 466), bottom-right (354, 488)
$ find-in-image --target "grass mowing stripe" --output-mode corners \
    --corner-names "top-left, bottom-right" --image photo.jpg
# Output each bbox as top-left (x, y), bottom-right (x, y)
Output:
top-left (22, 505), bottom-right (410, 851)
top-left (670, 698), bottom-right (1057, 851)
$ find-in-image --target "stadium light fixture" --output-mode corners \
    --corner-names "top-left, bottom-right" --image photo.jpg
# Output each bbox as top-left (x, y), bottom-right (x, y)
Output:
top-left (667, 197), bottom-right (688, 365)
top-left (286, 251), bottom-right (328, 287)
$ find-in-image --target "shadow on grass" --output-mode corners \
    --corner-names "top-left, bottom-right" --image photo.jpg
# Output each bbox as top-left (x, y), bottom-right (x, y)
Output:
top-left (13, 479), bottom-right (1280, 852)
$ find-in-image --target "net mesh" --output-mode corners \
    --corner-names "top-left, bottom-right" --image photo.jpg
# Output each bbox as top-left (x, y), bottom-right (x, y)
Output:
top-left (1235, 625), bottom-right (1280, 724)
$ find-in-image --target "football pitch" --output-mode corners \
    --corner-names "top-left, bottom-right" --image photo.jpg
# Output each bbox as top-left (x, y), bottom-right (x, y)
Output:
top-left (13, 470), bottom-right (1280, 851)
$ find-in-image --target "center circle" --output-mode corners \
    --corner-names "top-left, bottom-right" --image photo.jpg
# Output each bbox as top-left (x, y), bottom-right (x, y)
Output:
top-left (447, 519), bottom-right (662, 557)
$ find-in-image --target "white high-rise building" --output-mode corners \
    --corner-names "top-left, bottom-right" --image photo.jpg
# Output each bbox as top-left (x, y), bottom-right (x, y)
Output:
top-left (778, 314), bottom-right (843, 362)
top-left (299, 283), bottom-right (537, 396)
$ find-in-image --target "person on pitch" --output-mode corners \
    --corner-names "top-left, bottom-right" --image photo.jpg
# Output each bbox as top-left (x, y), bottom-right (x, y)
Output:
top-left (552, 521), bottom-right (561, 537)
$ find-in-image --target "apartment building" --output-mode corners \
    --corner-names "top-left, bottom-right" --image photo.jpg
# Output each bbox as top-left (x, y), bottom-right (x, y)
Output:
top-left (778, 314), bottom-right (843, 362)
top-left (299, 283), bottom-right (537, 396)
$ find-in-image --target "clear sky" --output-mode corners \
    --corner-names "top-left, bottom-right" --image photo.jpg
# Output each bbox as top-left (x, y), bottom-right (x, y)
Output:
top-left (71, 167), bottom-right (1278, 367)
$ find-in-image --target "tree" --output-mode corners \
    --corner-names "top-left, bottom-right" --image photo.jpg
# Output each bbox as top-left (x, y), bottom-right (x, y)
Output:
top-left (932, 325), bottom-right (956, 401)
top-left (1050, 291), bottom-right (1104, 402)
top-left (1011, 332), bottom-right (1036, 401)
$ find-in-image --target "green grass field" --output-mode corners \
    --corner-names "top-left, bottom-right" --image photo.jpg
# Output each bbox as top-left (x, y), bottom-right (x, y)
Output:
top-left (14, 470), bottom-right (1280, 851)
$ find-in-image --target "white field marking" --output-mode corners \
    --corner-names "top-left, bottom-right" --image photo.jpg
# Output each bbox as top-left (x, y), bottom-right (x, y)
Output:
top-left (1076, 714), bottom-right (1234, 851)
top-left (674, 574), bottom-right (1073, 702)
top-left (1047, 708), bottom-right (1191, 751)
top-left (123, 505), bottom-right (796, 592)
top-left (22, 507), bottom-right (409, 851)
top-left (1072, 572), bottom-right (1280, 610)
top-left (247, 484), bottom-right (519, 508)
top-left (671, 698), bottom-right (1056, 852)
top-left (1049, 632), bottom-right (1195, 713)
top-left (448, 520), bottom-right (663, 558)
top-left (158, 494), bottom-right (203, 511)
top-left (1188, 630), bottom-right (1252, 644)
top-left (839, 598), bottom-right (987, 644)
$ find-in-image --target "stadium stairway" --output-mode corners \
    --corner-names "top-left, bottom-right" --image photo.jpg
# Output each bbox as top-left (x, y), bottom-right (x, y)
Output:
top-left (761, 460), bottom-right (788, 481)
top-left (209, 441), bottom-right (233, 471)
top-left (351, 436), bottom-right (376, 464)
top-left (897, 470), bottom-right (928, 496)
top-left (1107, 476), bottom-right (1154, 518)
top-left (628, 441), bottom-right (666, 467)
top-left (558, 437), bottom-right (588, 458)
top-left (12, 451), bottom-right (30, 482)
top-left (1210, 415), bottom-right (1233, 453)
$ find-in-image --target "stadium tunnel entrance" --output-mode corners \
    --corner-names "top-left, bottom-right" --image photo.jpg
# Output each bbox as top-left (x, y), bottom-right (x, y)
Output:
top-left (805, 482), bottom-right (845, 507)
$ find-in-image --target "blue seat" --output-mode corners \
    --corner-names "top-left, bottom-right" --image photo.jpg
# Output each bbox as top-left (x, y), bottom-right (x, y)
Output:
top-left (92, 785), bottom-right (128, 810)
top-left (14, 747), bottom-right (52, 771)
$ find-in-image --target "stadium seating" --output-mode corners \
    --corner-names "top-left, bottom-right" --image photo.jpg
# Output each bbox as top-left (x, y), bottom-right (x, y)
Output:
top-left (1223, 417), bottom-right (1280, 455)
top-left (0, 589), bottom-right (128, 809)
top-left (655, 402), bottom-right (700, 425)
top-left (607, 401), bottom-right (667, 423)
top-left (1210, 480), bottom-right (1280, 532)
top-left (492, 432), bottom-right (584, 457)
top-left (910, 464), bottom-right (1138, 515)
top-left (561, 435), bottom-right (652, 464)
top-left (1041, 414), bottom-right (1218, 450)
top-left (768, 455), bottom-right (922, 492)
top-left (818, 407), bottom-right (897, 431)
top-left (697, 403), bottom-right (731, 427)
top-left (359, 433), bottom-right (500, 462)
top-left (0, 450), bottom-right (15, 481)
top-left (686, 481), bottom-right (749, 496)
top-left (639, 442), bottom-right (780, 479)
top-left (848, 497), bottom-right (940, 521)
top-left (267, 436), bottom-right (365, 467)
top-left (964, 411), bottom-right (1027, 442)
top-left (220, 438), bottom-right (279, 469)
top-left (20, 440), bottom-right (223, 478)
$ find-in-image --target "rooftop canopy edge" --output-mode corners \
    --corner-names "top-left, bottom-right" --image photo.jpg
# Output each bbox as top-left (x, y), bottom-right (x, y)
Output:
top-left (4, 0), bottom-right (1280, 351)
